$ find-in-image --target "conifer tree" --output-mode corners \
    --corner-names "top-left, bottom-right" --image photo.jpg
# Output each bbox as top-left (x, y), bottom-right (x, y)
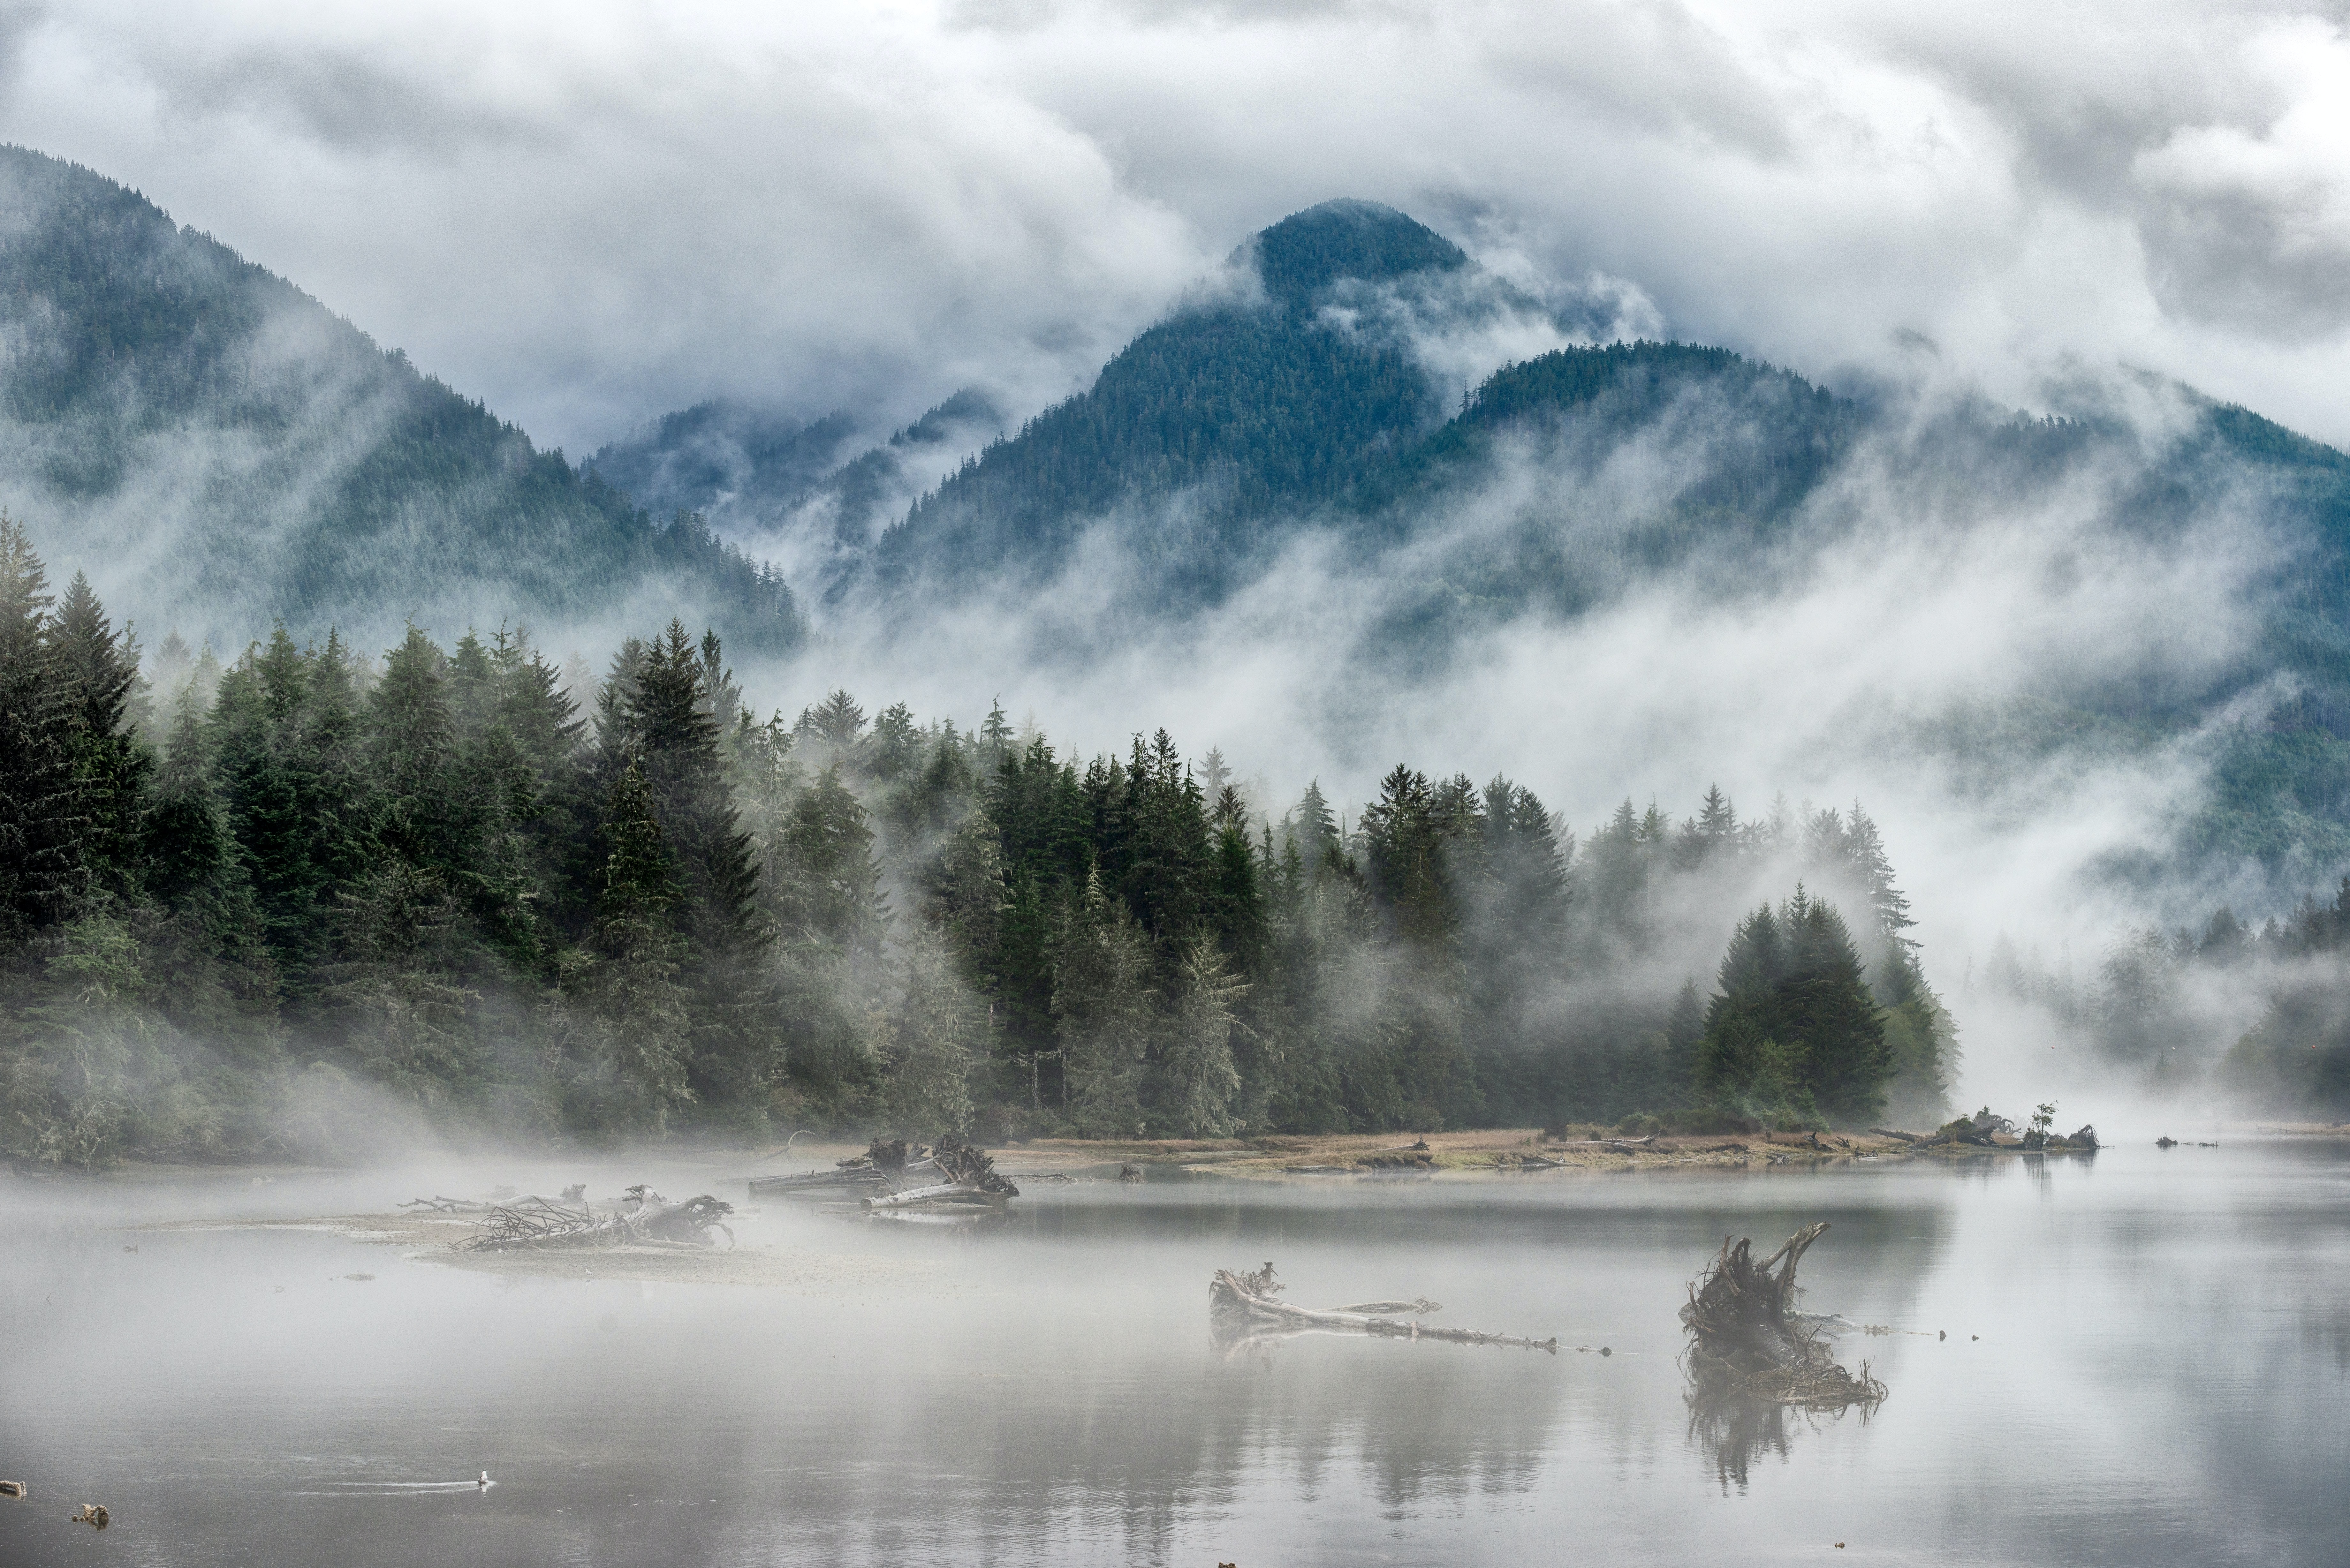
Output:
top-left (52, 571), bottom-right (149, 890)
top-left (0, 517), bottom-right (82, 938)
top-left (880, 924), bottom-right (976, 1136)
top-left (1053, 869), bottom-right (1153, 1134)
top-left (1162, 936), bottom-right (1246, 1136)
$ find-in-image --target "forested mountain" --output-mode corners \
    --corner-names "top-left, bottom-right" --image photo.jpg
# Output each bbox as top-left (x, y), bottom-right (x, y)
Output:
top-left (628, 199), bottom-right (2350, 886)
top-left (0, 146), bottom-right (799, 654)
top-left (587, 391), bottom-right (1001, 601)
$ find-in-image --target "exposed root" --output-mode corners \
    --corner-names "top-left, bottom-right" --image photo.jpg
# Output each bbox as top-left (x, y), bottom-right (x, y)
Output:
top-left (1679, 1223), bottom-right (1886, 1409)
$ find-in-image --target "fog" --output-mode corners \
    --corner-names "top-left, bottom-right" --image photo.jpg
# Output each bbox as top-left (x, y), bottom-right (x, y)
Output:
top-left (652, 346), bottom-right (2304, 1115)
top-left (5, 1146), bottom-right (2345, 1564)
top-left (3, 2), bottom-right (2347, 453)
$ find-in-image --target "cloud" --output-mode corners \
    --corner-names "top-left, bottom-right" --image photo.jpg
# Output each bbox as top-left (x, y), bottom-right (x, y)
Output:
top-left (0, 1), bottom-right (2344, 456)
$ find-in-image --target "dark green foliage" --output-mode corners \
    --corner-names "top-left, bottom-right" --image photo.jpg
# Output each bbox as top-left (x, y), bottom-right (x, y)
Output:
top-left (1247, 198), bottom-right (1469, 312)
top-left (876, 205), bottom-right (1463, 601)
top-left (0, 515), bottom-right (82, 938)
top-left (0, 531), bottom-right (1985, 1162)
top-left (1698, 890), bottom-right (1896, 1127)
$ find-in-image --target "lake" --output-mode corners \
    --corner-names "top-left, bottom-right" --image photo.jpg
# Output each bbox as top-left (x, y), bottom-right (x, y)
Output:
top-left (1, 1140), bottom-right (2344, 1566)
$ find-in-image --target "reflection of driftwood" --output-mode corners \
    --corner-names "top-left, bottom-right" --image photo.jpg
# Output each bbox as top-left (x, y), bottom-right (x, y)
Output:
top-left (1679, 1224), bottom-right (1884, 1409)
top-left (458, 1188), bottom-right (734, 1252)
top-left (1210, 1263), bottom-right (1556, 1352)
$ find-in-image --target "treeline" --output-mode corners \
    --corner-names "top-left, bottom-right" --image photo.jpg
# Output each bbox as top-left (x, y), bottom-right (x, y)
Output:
top-left (1, 521), bottom-right (1955, 1165)
top-left (1978, 896), bottom-right (2350, 1117)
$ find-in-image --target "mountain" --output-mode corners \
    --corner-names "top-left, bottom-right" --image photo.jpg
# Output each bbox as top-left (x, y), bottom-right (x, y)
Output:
top-left (0, 145), bottom-right (800, 653)
top-left (587, 388), bottom-right (1001, 601)
top-left (613, 198), bottom-right (2350, 884)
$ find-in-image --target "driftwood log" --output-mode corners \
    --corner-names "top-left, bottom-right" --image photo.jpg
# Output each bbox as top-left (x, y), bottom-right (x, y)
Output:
top-left (1679, 1223), bottom-right (1884, 1408)
top-left (457, 1188), bottom-right (735, 1252)
top-left (1210, 1263), bottom-right (1557, 1352)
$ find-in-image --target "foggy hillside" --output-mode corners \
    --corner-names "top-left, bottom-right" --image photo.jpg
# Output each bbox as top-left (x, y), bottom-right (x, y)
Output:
top-left (0, 146), bottom-right (800, 656)
top-left (610, 200), bottom-right (2350, 896)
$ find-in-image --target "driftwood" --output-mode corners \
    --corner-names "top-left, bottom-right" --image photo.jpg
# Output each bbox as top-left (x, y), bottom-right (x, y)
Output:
top-left (0, 1480), bottom-right (24, 1500)
top-left (1680, 1223), bottom-right (1884, 1409)
top-left (751, 1159), bottom-right (942, 1195)
top-left (457, 1187), bottom-right (735, 1252)
top-left (863, 1181), bottom-right (1000, 1211)
top-left (1210, 1263), bottom-right (1556, 1352)
top-left (72, 1504), bottom-right (109, 1530)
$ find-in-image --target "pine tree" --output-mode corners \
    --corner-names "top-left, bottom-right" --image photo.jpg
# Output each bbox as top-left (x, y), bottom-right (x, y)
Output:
top-left (1161, 936), bottom-right (1246, 1136)
top-left (1292, 779), bottom-right (1339, 867)
top-left (1053, 868), bottom-right (1153, 1135)
top-left (0, 516), bottom-right (82, 939)
top-left (51, 571), bottom-right (150, 891)
top-left (368, 626), bottom-right (458, 865)
top-left (1781, 891), bottom-right (1892, 1123)
top-left (881, 924), bottom-right (976, 1136)
top-left (143, 683), bottom-right (230, 904)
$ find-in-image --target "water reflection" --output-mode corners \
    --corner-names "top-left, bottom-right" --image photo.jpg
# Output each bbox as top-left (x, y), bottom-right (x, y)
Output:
top-left (0, 1146), bottom-right (2343, 1567)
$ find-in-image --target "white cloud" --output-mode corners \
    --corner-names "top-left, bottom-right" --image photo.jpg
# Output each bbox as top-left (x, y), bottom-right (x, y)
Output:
top-left (0, 1), bottom-right (2344, 451)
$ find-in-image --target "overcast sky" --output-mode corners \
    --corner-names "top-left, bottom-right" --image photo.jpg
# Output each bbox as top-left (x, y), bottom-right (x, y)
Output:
top-left (5, 0), bottom-right (2348, 454)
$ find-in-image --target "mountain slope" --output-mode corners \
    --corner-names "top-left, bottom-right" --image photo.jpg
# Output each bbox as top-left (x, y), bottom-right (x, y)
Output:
top-left (0, 146), bottom-right (800, 652)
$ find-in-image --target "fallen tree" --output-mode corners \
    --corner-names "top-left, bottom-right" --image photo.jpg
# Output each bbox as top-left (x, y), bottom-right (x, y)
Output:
top-left (1679, 1223), bottom-right (1884, 1408)
top-left (1209, 1262), bottom-right (1556, 1352)
top-left (457, 1188), bottom-right (735, 1252)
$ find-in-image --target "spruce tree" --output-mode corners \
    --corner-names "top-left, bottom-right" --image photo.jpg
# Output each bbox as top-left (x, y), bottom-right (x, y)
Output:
top-left (52, 571), bottom-right (150, 891)
top-left (1053, 868), bottom-right (1153, 1134)
top-left (1161, 936), bottom-right (1246, 1136)
top-left (0, 517), bottom-right (81, 938)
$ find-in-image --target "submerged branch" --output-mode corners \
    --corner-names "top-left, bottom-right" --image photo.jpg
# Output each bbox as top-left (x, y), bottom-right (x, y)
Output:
top-left (1209, 1262), bottom-right (1555, 1352)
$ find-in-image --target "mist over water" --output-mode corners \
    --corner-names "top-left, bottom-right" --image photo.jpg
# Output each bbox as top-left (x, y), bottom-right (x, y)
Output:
top-left (2, 1146), bottom-right (2343, 1567)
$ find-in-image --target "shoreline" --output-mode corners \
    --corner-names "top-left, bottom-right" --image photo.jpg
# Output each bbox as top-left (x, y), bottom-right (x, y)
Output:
top-left (11, 1118), bottom-right (2344, 1187)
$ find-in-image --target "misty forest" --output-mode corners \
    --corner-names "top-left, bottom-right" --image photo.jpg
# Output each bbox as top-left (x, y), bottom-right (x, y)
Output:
top-left (12, 7), bottom-right (2350, 1563)
top-left (7, 510), bottom-right (2342, 1168)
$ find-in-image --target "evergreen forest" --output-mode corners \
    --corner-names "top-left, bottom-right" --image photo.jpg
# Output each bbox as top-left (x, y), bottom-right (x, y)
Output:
top-left (1, 520), bottom-right (1981, 1166)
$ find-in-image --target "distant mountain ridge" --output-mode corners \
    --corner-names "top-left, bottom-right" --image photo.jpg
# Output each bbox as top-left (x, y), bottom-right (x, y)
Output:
top-left (0, 145), bottom-right (800, 653)
top-left (10, 146), bottom-right (2350, 888)
top-left (609, 198), bottom-right (2350, 883)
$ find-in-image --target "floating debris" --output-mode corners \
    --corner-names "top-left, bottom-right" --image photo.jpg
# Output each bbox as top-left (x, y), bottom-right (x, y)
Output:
top-left (72, 1503), bottom-right (109, 1530)
top-left (0, 1480), bottom-right (24, 1500)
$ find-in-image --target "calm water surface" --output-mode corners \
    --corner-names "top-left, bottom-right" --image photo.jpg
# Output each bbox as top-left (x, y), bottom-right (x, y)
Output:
top-left (1, 1141), bottom-right (2343, 1566)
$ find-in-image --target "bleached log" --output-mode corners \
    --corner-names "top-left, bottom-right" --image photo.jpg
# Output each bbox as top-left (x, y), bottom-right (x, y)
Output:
top-left (861, 1181), bottom-right (1000, 1210)
top-left (1210, 1265), bottom-right (1553, 1352)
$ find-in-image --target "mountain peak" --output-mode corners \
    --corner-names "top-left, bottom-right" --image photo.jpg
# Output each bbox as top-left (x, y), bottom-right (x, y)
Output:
top-left (1243, 199), bottom-right (1470, 309)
